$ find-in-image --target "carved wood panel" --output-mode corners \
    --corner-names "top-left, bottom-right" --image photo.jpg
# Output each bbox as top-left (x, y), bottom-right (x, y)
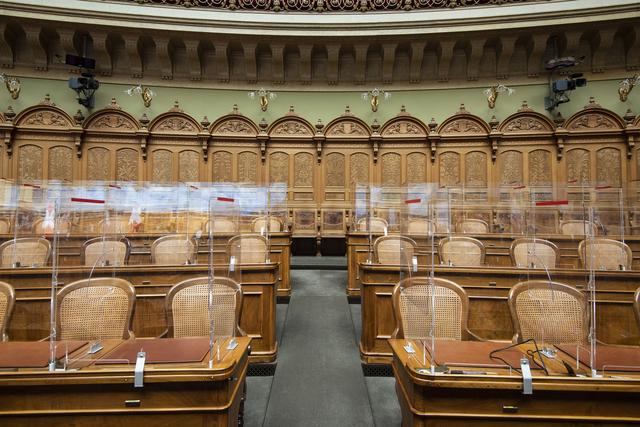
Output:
top-left (350, 152), bottom-right (370, 186)
top-left (381, 152), bottom-right (401, 186)
top-left (269, 152), bottom-right (289, 183)
top-left (116, 148), bottom-right (139, 181)
top-left (406, 152), bottom-right (426, 184)
top-left (465, 151), bottom-right (487, 187)
top-left (87, 147), bottom-right (110, 181)
top-left (439, 152), bottom-right (460, 187)
top-left (596, 147), bottom-right (622, 187)
top-left (528, 149), bottom-right (552, 186)
top-left (152, 149), bottom-right (173, 183)
top-left (48, 146), bottom-right (73, 181)
top-left (325, 152), bottom-right (345, 187)
top-left (500, 150), bottom-right (523, 186)
top-left (18, 145), bottom-right (42, 181)
top-left (294, 152), bottom-right (314, 187)
top-left (567, 148), bottom-right (591, 185)
top-left (212, 151), bottom-right (232, 182)
top-left (179, 150), bottom-right (200, 182)
top-left (238, 151), bottom-right (258, 184)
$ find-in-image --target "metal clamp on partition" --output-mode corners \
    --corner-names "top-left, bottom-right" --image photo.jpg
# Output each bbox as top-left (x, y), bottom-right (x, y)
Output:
top-left (134, 351), bottom-right (146, 388)
top-left (520, 357), bottom-right (532, 395)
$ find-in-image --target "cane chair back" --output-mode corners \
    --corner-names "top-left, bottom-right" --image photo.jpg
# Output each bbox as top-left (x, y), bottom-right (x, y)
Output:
top-left (151, 235), bottom-right (197, 265)
top-left (406, 219), bottom-right (434, 235)
top-left (438, 236), bottom-right (485, 267)
top-left (57, 277), bottom-right (135, 341)
top-left (0, 237), bottom-right (51, 267)
top-left (165, 276), bottom-right (243, 338)
top-left (356, 217), bottom-right (388, 233)
top-left (392, 277), bottom-right (472, 340)
top-left (206, 218), bottom-right (238, 234)
top-left (374, 236), bottom-right (416, 265)
top-left (252, 216), bottom-right (283, 233)
top-left (81, 237), bottom-right (131, 267)
top-left (0, 282), bottom-right (15, 341)
top-left (510, 238), bottom-right (559, 269)
top-left (578, 238), bottom-right (632, 271)
top-left (560, 220), bottom-right (598, 236)
top-left (457, 219), bottom-right (490, 234)
top-left (508, 280), bottom-right (588, 345)
top-left (227, 234), bottom-right (268, 264)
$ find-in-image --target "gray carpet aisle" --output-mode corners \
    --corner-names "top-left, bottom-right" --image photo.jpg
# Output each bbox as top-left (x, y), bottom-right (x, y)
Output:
top-left (244, 268), bottom-right (400, 427)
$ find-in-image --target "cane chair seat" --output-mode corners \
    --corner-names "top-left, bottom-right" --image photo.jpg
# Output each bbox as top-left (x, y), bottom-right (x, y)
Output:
top-left (508, 280), bottom-right (588, 345)
top-left (510, 238), bottom-right (559, 269)
top-left (374, 236), bottom-right (417, 266)
top-left (227, 234), bottom-right (268, 264)
top-left (206, 218), bottom-right (238, 234)
top-left (252, 216), bottom-right (283, 233)
top-left (456, 218), bottom-right (490, 234)
top-left (392, 277), bottom-right (475, 340)
top-left (356, 217), bottom-right (388, 233)
top-left (81, 237), bottom-right (131, 267)
top-left (438, 236), bottom-right (485, 267)
top-left (0, 237), bottom-right (51, 267)
top-left (578, 238), bottom-right (632, 271)
top-left (165, 276), bottom-right (244, 338)
top-left (0, 282), bottom-right (15, 341)
top-left (559, 220), bottom-right (598, 236)
top-left (57, 277), bottom-right (135, 341)
top-left (406, 219), bottom-right (434, 235)
top-left (151, 235), bottom-right (197, 265)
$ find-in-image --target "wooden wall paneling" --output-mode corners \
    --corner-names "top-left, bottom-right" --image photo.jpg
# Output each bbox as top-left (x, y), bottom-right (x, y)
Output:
top-left (380, 111), bottom-right (429, 186)
top-left (210, 110), bottom-right (261, 184)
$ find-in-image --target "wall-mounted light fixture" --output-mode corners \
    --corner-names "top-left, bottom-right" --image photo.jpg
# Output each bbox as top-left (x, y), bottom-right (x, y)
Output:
top-left (483, 84), bottom-right (514, 109)
top-left (248, 88), bottom-right (277, 112)
top-left (125, 84), bottom-right (155, 108)
top-left (618, 74), bottom-right (640, 102)
top-left (0, 73), bottom-right (21, 99)
top-left (362, 88), bottom-right (390, 112)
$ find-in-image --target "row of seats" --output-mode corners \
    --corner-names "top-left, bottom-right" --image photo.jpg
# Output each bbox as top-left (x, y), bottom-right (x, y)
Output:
top-left (374, 235), bottom-right (633, 270)
top-left (0, 234), bottom-right (270, 268)
top-left (392, 277), bottom-right (640, 345)
top-left (0, 216), bottom-right (284, 235)
top-left (0, 277), bottom-right (243, 342)
top-left (358, 217), bottom-right (612, 236)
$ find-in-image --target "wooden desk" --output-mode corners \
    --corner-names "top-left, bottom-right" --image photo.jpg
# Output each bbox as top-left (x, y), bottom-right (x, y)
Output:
top-left (347, 231), bottom-right (640, 296)
top-left (390, 338), bottom-right (640, 426)
top-left (360, 263), bottom-right (640, 364)
top-left (2, 231), bottom-right (292, 297)
top-left (0, 337), bottom-right (250, 426)
top-left (1, 263), bottom-right (278, 363)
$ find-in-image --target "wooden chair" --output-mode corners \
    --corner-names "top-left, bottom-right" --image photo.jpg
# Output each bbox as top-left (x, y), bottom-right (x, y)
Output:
top-left (559, 220), bottom-right (598, 236)
top-left (205, 217), bottom-right (238, 234)
top-left (56, 277), bottom-right (136, 341)
top-left (510, 238), bottom-right (559, 269)
top-left (164, 276), bottom-right (244, 338)
top-left (508, 280), bottom-right (588, 345)
top-left (373, 235), bottom-right (417, 266)
top-left (227, 234), bottom-right (268, 264)
top-left (456, 218), bottom-right (490, 234)
top-left (33, 217), bottom-right (71, 235)
top-left (81, 237), bottom-right (131, 267)
top-left (406, 218), bottom-right (433, 235)
top-left (391, 277), bottom-right (478, 340)
top-left (0, 237), bottom-right (51, 267)
top-left (0, 282), bottom-right (15, 341)
top-left (251, 216), bottom-right (283, 233)
top-left (356, 217), bottom-right (388, 233)
top-left (578, 238), bottom-right (632, 271)
top-left (151, 235), bottom-right (197, 265)
top-left (438, 236), bottom-right (485, 267)
top-left (176, 215), bottom-right (207, 235)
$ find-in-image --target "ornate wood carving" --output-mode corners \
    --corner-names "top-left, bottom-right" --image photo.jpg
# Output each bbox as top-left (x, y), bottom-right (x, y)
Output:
top-left (528, 149), bottom-right (552, 186)
top-left (153, 116), bottom-right (198, 133)
top-left (406, 152), bottom-right (426, 183)
top-left (382, 120), bottom-right (426, 136)
top-left (87, 147), bottom-right (110, 181)
top-left (596, 147), bottom-right (621, 187)
top-left (238, 151), bottom-right (258, 183)
top-left (116, 148), bottom-right (139, 181)
top-left (20, 110), bottom-right (70, 127)
top-left (88, 113), bottom-right (136, 131)
top-left (500, 150), bottom-right (523, 185)
top-left (18, 145), bottom-right (42, 181)
top-left (48, 146), bottom-right (73, 181)
top-left (465, 151), bottom-right (487, 187)
top-left (211, 118), bottom-right (257, 136)
top-left (270, 120), bottom-right (312, 136)
top-left (152, 149), bottom-right (173, 183)
top-left (212, 151), bottom-right (232, 182)
top-left (349, 152), bottom-right (369, 186)
top-left (568, 113), bottom-right (618, 130)
top-left (326, 120), bottom-right (368, 137)
top-left (294, 152), bottom-right (314, 187)
top-left (441, 118), bottom-right (484, 134)
top-left (566, 148), bottom-right (591, 185)
top-left (325, 152), bottom-right (345, 187)
top-left (439, 152), bottom-right (460, 186)
top-left (381, 153), bottom-right (401, 185)
top-left (269, 152), bottom-right (289, 183)
top-left (179, 150), bottom-right (200, 182)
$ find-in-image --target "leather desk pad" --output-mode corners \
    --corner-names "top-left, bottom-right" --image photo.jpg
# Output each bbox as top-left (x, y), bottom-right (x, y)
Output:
top-left (0, 341), bottom-right (87, 368)
top-left (423, 340), bottom-right (540, 369)
top-left (556, 344), bottom-right (640, 372)
top-left (96, 337), bottom-right (211, 364)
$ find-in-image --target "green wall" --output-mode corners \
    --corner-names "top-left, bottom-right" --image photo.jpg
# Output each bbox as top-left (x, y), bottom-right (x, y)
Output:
top-left (2, 77), bottom-right (638, 126)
